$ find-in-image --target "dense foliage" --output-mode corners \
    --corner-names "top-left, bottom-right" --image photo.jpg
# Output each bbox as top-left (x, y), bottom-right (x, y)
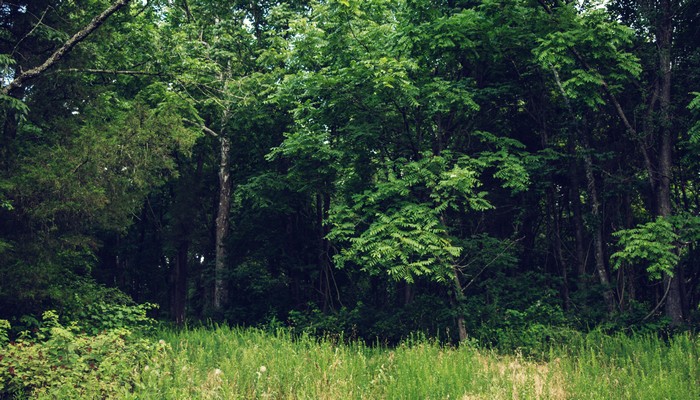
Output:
top-left (1, 0), bottom-right (700, 345)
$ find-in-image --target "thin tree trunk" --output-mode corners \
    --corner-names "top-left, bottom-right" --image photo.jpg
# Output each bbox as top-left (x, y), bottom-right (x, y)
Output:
top-left (452, 266), bottom-right (468, 342)
top-left (172, 240), bottom-right (189, 326)
top-left (317, 192), bottom-right (339, 311)
top-left (567, 138), bottom-right (588, 278)
top-left (404, 282), bottom-right (414, 306)
top-left (317, 193), bottom-right (330, 311)
top-left (622, 191), bottom-right (637, 306)
top-left (550, 67), bottom-right (615, 313)
top-left (580, 131), bottom-right (616, 314)
top-left (549, 187), bottom-right (570, 310)
top-left (213, 135), bottom-right (232, 312)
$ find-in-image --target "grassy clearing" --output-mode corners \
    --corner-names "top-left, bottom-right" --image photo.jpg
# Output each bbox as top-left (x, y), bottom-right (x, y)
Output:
top-left (118, 327), bottom-right (698, 400)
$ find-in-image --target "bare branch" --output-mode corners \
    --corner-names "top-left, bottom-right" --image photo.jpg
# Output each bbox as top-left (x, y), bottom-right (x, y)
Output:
top-left (12, 6), bottom-right (51, 56)
top-left (183, 119), bottom-right (219, 137)
top-left (2, 0), bottom-right (132, 96)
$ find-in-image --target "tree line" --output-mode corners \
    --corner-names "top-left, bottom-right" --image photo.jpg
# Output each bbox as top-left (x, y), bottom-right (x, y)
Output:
top-left (1, 0), bottom-right (699, 341)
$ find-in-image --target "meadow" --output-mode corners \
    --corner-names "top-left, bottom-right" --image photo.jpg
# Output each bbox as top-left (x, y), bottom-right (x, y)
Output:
top-left (132, 327), bottom-right (699, 399)
top-left (4, 321), bottom-right (696, 400)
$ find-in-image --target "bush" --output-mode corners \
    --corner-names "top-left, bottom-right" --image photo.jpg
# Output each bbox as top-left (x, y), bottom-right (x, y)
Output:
top-left (0, 310), bottom-right (165, 399)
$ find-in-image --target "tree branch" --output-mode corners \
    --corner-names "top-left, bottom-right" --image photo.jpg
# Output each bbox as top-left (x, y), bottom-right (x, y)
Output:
top-left (12, 6), bottom-right (51, 56)
top-left (183, 119), bottom-right (219, 137)
top-left (56, 68), bottom-right (164, 76)
top-left (2, 0), bottom-right (132, 96)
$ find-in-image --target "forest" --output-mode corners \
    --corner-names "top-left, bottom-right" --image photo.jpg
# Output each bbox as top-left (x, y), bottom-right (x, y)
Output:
top-left (2, 0), bottom-right (700, 349)
top-left (3, 0), bottom-right (700, 397)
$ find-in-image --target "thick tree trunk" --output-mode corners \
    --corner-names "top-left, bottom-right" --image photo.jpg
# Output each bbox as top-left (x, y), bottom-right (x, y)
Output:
top-left (657, 0), bottom-right (684, 325)
top-left (213, 135), bottom-right (232, 312)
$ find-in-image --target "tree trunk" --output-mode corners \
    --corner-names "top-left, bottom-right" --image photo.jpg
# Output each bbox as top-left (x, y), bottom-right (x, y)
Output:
top-left (317, 192), bottom-right (337, 311)
top-left (622, 190), bottom-right (637, 308)
top-left (451, 266), bottom-right (468, 342)
top-left (550, 67), bottom-right (615, 313)
top-left (404, 282), bottom-right (414, 306)
top-left (548, 186), bottom-right (570, 310)
top-left (657, 0), bottom-right (684, 325)
top-left (171, 240), bottom-right (189, 326)
top-left (567, 138), bottom-right (588, 278)
top-left (213, 135), bottom-right (232, 312)
top-left (580, 133), bottom-right (616, 314)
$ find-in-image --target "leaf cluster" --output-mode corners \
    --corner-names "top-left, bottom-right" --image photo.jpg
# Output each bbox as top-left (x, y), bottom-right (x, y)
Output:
top-left (611, 215), bottom-right (700, 280)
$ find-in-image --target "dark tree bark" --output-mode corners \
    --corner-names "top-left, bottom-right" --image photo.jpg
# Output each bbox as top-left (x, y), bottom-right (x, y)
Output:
top-left (213, 135), bottom-right (232, 312)
top-left (403, 282), bottom-right (414, 306)
top-left (657, 0), bottom-right (684, 325)
top-left (171, 240), bottom-right (189, 326)
top-left (317, 192), bottom-right (337, 311)
top-left (567, 138), bottom-right (588, 279)
top-left (548, 186), bottom-right (570, 310)
top-left (451, 266), bottom-right (468, 342)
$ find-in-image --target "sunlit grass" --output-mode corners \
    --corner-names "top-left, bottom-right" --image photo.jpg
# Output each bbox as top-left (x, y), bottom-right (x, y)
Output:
top-left (111, 326), bottom-right (699, 399)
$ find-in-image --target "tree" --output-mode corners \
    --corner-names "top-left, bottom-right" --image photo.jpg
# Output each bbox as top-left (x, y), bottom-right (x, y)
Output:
top-left (0, 0), bottom-right (199, 318)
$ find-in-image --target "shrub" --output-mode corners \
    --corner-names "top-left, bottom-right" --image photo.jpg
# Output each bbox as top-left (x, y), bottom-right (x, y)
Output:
top-left (0, 310), bottom-right (165, 399)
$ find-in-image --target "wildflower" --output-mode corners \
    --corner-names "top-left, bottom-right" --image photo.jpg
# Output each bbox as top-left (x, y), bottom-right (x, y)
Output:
top-left (159, 340), bottom-right (166, 345)
top-left (144, 365), bottom-right (150, 372)
top-left (259, 365), bottom-right (267, 373)
top-left (214, 368), bottom-right (223, 376)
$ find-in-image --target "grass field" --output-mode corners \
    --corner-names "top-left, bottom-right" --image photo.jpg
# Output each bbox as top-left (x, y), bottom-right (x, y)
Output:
top-left (3, 322), bottom-right (698, 399)
top-left (121, 327), bottom-right (698, 400)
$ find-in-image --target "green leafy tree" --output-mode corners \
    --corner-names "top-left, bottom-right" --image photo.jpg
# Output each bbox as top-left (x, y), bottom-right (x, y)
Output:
top-left (0, 0), bottom-right (198, 318)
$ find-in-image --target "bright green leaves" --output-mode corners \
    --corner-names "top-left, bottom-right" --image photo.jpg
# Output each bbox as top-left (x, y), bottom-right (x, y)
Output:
top-left (328, 149), bottom-right (527, 283)
top-left (533, 5), bottom-right (641, 107)
top-left (332, 202), bottom-right (457, 283)
top-left (611, 218), bottom-right (679, 280)
top-left (421, 8), bottom-right (481, 52)
top-left (275, 0), bottom-right (536, 286)
top-left (436, 163), bottom-right (490, 213)
top-left (472, 131), bottom-right (530, 193)
top-left (611, 215), bottom-right (700, 280)
top-left (422, 77), bottom-right (479, 116)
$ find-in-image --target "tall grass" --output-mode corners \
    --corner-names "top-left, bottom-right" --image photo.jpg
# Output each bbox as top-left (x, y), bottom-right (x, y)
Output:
top-left (117, 326), bottom-right (698, 400)
top-left (554, 331), bottom-right (699, 399)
